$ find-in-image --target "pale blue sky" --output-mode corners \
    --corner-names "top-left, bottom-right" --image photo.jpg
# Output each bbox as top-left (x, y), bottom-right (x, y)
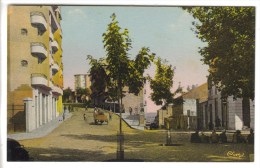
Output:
top-left (61, 6), bottom-right (209, 112)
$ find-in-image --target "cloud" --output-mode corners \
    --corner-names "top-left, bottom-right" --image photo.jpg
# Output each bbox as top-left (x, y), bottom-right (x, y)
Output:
top-left (67, 8), bottom-right (87, 18)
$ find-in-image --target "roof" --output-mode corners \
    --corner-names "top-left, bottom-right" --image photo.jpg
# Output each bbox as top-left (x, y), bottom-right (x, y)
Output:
top-left (182, 83), bottom-right (208, 101)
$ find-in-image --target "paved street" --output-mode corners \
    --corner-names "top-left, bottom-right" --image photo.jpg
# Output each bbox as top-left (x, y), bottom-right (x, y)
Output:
top-left (17, 108), bottom-right (254, 162)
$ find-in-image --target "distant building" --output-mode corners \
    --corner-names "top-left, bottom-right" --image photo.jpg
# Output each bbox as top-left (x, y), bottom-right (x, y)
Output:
top-left (74, 74), bottom-right (91, 90)
top-left (7, 6), bottom-right (63, 133)
top-left (122, 87), bottom-right (146, 114)
top-left (74, 74), bottom-right (91, 103)
top-left (169, 83), bottom-right (208, 130)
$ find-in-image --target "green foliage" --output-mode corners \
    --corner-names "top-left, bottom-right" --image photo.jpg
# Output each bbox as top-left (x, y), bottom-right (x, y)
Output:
top-left (87, 55), bottom-right (108, 102)
top-left (63, 87), bottom-right (73, 103)
top-left (75, 87), bottom-right (91, 103)
top-left (102, 13), bottom-right (132, 89)
top-left (184, 7), bottom-right (255, 100)
top-left (128, 47), bottom-right (155, 95)
top-left (149, 57), bottom-right (175, 106)
top-left (101, 13), bottom-right (154, 101)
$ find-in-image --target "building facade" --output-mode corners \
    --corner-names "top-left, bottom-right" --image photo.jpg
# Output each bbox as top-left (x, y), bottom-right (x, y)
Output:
top-left (170, 83), bottom-right (208, 130)
top-left (74, 74), bottom-right (91, 90)
top-left (205, 85), bottom-right (254, 130)
top-left (122, 87), bottom-right (146, 114)
top-left (8, 6), bottom-right (63, 132)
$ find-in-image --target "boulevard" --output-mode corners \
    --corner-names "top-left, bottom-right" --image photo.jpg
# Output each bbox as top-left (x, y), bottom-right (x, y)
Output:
top-left (18, 108), bottom-right (254, 162)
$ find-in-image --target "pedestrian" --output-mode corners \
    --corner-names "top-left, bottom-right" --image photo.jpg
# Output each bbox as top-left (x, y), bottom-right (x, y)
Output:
top-left (219, 129), bottom-right (227, 143)
top-left (63, 112), bottom-right (65, 121)
top-left (247, 128), bottom-right (254, 144)
top-left (232, 130), bottom-right (245, 143)
top-left (209, 129), bottom-right (219, 143)
top-left (83, 113), bottom-right (86, 121)
top-left (129, 107), bottom-right (132, 115)
top-left (109, 111), bottom-right (112, 120)
top-left (215, 116), bottom-right (221, 129)
top-left (190, 130), bottom-right (201, 143)
top-left (200, 131), bottom-right (209, 143)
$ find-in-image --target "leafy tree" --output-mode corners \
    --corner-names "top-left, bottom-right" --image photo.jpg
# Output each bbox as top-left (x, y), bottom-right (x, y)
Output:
top-left (184, 7), bottom-right (255, 127)
top-left (102, 13), bottom-right (154, 106)
top-left (101, 13), bottom-right (155, 139)
top-left (75, 87), bottom-right (91, 103)
top-left (87, 55), bottom-right (108, 105)
top-left (149, 57), bottom-right (175, 106)
top-left (103, 13), bottom-right (132, 94)
top-left (184, 7), bottom-right (255, 100)
top-left (128, 47), bottom-right (155, 95)
top-left (63, 87), bottom-right (73, 103)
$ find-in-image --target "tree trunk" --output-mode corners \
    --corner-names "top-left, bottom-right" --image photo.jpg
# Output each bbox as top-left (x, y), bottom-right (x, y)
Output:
top-left (242, 97), bottom-right (251, 128)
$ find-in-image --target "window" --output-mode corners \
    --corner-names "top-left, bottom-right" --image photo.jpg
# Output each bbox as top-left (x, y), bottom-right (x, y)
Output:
top-left (21, 28), bottom-right (28, 35)
top-left (38, 29), bottom-right (44, 36)
top-left (38, 57), bottom-right (44, 64)
top-left (21, 60), bottom-right (28, 67)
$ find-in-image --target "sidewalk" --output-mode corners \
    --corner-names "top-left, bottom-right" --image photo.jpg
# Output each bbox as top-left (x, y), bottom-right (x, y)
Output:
top-left (7, 112), bottom-right (72, 140)
top-left (117, 112), bottom-right (144, 130)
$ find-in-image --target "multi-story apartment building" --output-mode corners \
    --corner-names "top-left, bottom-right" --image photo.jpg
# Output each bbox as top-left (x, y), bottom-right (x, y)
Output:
top-left (7, 6), bottom-right (63, 132)
top-left (74, 74), bottom-right (91, 90)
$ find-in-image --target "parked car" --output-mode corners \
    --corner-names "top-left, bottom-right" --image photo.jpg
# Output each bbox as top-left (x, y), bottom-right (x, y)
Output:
top-left (150, 122), bottom-right (159, 129)
top-left (7, 138), bottom-right (29, 161)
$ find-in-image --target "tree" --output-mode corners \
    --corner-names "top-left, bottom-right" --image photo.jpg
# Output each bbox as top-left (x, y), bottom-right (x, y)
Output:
top-left (184, 7), bottom-right (255, 100)
top-left (128, 47), bottom-right (155, 95)
top-left (87, 55), bottom-right (108, 105)
top-left (102, 13), bottom-right (154, 110)
top-left (101, 13), bottom-right (154, 159)
top-left (149, 57), bottom-right (175, 107)
top-left (63, 87), bottom-right (73, 103)
top-left (75, 87), bottom-right (91, 103)
top-left (184, 7), bottom-right (255, 127)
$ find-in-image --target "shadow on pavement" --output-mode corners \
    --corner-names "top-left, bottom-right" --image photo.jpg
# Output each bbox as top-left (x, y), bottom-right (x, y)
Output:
top-left (61, 133), bottom-right (117, 142)
top-left (105, 159), bottom-right (144, 162)
top-left (25, 147), bottom-right (115, 161)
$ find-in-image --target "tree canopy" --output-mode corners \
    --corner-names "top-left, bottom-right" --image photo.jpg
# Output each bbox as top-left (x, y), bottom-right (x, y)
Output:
top-left (88, 13), bottom-right (154, 105)
top-left (87, 55), bottom-right (108, 104)
top-left (149, 58), bottom-right (175, 106)
top-left (184, 7), bottom-right (255, 100)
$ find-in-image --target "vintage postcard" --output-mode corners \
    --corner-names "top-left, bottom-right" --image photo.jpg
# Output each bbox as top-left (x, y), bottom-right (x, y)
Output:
top-left (1, 0), bottom-right (259, 168)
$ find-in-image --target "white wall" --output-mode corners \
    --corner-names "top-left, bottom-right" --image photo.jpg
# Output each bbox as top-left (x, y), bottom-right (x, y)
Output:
top-left (183, 99), bottom-right (197, 116)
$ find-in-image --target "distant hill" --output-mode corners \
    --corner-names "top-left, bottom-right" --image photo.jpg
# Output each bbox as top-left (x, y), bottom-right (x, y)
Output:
top-left (145, 112), bottom-right (157, 123)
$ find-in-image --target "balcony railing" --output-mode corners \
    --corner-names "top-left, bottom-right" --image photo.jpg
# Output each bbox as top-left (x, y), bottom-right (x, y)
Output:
top-left (52, 84), bottom-right (63, 95)
top-left (31, 73), bottom-right (50, 89)
top-left (31, 42), bottom-right (47, 59)
top-left (49, 31), bottom-right (54, 41)
top-left (51, 62), bottom-right (59, 74)
top-left (51, 40), bottom-right (59, 53)
top-left (30, 11), bottom-right (47, 32)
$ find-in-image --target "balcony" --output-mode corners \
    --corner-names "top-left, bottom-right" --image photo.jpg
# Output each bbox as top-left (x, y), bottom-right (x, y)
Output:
top-left (52, 84), bottom-right (63, 95)
top-left (30, 11), bottom-right (47, 32)
top-left (51, 62), bottom-right (59, 74)
top-left (31, 73), bottom-right (50, 89)
top-left (49, 31), bottom-right (54, 41)
top-left (31, 42), bottom-right (47, 59)
top-left (51, 40), bottom-right (59, 53)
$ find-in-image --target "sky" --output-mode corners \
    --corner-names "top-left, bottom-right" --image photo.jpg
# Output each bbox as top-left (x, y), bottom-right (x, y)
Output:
top-left (60, 6), bottom-right (209, 112)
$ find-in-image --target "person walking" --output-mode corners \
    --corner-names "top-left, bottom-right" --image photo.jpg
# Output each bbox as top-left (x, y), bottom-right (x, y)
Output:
top-left (63, 112), bottom-right (66, 121)
top-left (109, 111), bottom-right (112, 121)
